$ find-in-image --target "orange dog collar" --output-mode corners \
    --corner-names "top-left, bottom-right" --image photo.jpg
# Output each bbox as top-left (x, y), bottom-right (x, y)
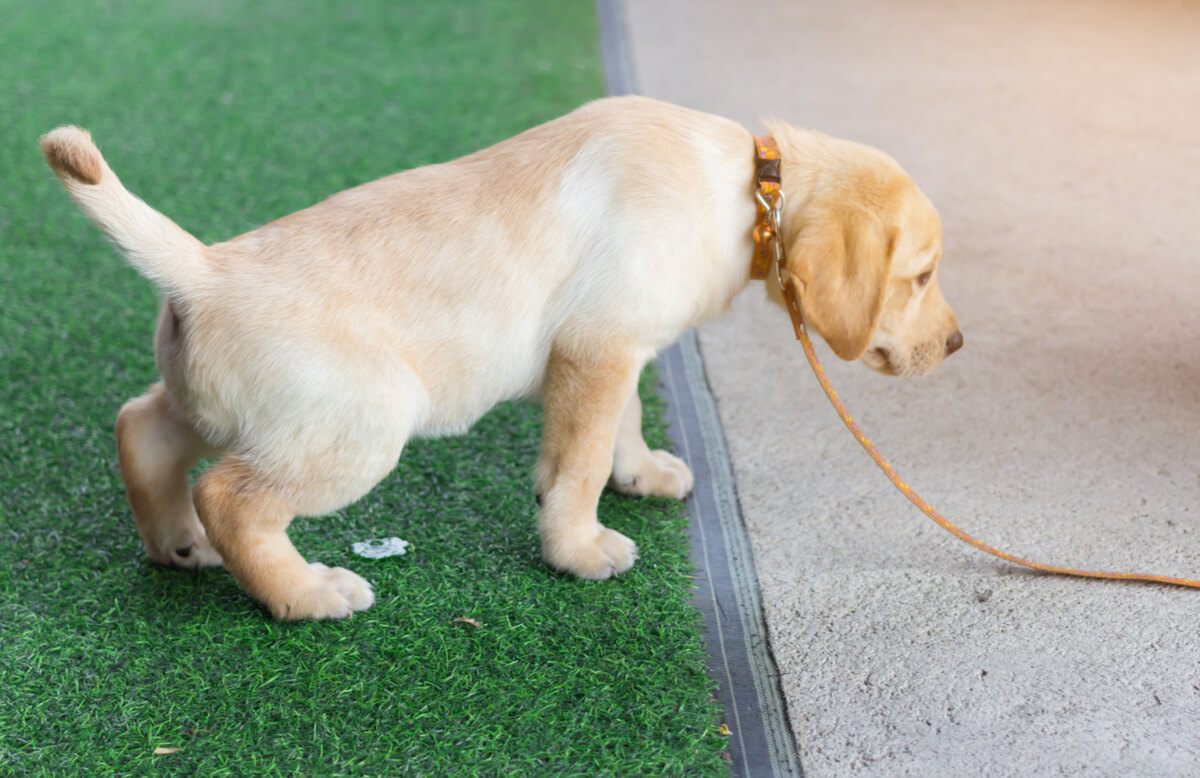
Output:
top-left (751, 136), bottom-right (782, 280)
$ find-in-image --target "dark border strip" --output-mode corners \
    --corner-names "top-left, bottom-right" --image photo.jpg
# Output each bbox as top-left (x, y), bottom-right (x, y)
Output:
top-left (595, 0), bottom-right (637, 97)
top-left (660, 333), bottom-right (804, 778)
top-left (594, 4), bottom-right (803, 774)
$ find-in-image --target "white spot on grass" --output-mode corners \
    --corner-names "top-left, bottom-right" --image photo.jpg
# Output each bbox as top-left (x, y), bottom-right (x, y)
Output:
top-left (352, 537), bottom-right (410, 559)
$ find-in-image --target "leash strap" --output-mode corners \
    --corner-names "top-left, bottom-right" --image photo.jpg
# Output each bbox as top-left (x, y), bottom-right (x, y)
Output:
top-left (787, 279), bottom-right (1200, 588)
top-left (757, 136), bottom-right (1200, 588)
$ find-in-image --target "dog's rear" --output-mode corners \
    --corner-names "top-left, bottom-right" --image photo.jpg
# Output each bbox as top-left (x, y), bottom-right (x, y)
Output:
top-left (40, 126), bottom-right (209, 298)
top-left (41, 128), bottom-right (228, 570)
top-left (39, 128), bottom-right (411, 599)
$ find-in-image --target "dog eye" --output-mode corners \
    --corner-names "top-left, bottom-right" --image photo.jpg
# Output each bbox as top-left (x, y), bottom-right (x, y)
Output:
top-left (916, 270), bottom-right (933, 287)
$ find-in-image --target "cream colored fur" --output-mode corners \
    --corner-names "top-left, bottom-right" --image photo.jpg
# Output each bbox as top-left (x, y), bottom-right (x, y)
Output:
top-left (40, 95), bottom-right (959, 620)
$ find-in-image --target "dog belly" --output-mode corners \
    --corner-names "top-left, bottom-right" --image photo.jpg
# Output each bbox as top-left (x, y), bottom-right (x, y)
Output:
top-left (407, 334), bottom-right (550, 438)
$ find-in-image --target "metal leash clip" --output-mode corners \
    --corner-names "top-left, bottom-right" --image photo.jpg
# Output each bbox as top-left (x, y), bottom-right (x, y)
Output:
top-left (755, 188), bottom-right (800, 322)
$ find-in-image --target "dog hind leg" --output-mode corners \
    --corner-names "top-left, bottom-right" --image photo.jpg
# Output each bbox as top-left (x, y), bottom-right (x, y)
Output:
top-left (193, 458), bottom-right (375, 620)
top-left (115, 382), bottom-right (223, 568)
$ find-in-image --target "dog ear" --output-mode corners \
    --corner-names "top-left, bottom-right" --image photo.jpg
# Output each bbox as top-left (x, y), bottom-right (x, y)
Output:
top-left (787, 204), bottom-right (896, 360)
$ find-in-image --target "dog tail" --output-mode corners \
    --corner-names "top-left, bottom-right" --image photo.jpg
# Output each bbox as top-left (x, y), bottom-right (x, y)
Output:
top-left (40, 126), bottom-right (210, 298)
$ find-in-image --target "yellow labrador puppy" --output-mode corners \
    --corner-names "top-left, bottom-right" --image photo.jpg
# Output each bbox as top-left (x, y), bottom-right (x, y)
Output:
top-left (41, 96), bottom-right (960, 620)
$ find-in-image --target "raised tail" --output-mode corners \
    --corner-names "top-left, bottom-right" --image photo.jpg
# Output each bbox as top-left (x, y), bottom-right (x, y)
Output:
top-left (40, 126), bottom-right (210, 298)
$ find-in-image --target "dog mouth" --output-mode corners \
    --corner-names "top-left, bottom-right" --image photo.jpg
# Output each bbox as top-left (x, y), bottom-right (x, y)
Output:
top-left (863, 347), bottom-right (898, 376)
top-left (865, 341), bottom-right (954, 378)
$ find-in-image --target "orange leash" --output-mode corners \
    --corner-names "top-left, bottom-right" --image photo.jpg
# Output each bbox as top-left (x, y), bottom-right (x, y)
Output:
top-left (781, 279), bottom-right (1200, 589)
top-left (751, 134), bottom-right (1198, 588)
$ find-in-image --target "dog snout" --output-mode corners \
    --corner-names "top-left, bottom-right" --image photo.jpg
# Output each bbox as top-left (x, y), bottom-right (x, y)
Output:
top-left (945, 330), bottom-right (964, 356)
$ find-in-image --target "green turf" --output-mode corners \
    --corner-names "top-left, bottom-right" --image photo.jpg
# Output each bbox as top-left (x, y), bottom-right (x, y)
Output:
top-left (0, 1), bottom-right (729, 774)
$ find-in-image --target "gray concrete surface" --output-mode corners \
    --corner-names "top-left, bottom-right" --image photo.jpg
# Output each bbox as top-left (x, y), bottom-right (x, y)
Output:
top-left (622, 1), bottom-right (1200, 774)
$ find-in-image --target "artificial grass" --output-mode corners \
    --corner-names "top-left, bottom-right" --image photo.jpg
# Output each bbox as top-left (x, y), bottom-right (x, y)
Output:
top-left (0, 1), bottom-right (728, 774)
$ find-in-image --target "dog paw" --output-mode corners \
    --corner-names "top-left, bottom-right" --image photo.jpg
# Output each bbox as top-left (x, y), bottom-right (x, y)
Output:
top-left (146, 528), bottom-right (224, 569)
top-left (544, 526), bottom-right (638, 580)
top-left (269, 563), bottom-right (375, 621)
top-left (610, 449), bottom-right (694, 499)
top-left (168, 538), bottom-right (224, 568)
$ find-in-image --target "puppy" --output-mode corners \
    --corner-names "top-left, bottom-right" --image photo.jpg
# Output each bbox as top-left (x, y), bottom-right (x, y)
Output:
top-left (40, 95), bottom-right (960, 620)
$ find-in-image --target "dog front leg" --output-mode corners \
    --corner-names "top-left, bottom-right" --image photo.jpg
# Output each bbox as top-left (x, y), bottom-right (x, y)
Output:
top-left (608, 388), bottom-right (694, 499)
top-left (537, 346), bottom-right (642, 580)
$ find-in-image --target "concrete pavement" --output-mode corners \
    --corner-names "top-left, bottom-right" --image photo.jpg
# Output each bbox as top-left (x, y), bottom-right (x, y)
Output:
top-left (622, 1), bottom-right (1200, 774)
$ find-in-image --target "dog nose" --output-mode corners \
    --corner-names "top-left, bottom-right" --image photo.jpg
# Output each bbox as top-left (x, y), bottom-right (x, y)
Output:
top-left (945, 330), bottom-right (964, 356)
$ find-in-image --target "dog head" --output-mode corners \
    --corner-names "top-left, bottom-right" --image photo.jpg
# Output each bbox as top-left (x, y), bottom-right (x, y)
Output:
top-left (766, 126), bottom-right (961, 377)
